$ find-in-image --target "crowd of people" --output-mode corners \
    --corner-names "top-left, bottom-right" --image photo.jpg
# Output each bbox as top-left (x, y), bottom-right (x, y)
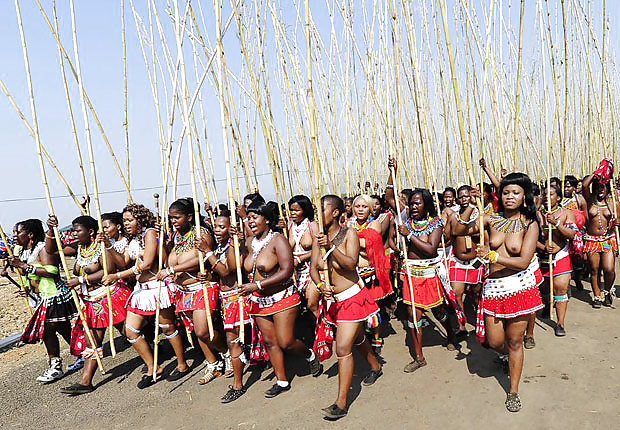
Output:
top-left (1, 157), bottom-right (618, 419)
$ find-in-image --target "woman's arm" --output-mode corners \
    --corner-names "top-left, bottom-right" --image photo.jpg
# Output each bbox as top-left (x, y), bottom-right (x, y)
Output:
top-left (479, 158), bottom-right (501, 189)
top-left (582, 174), bottom-right (593, 202)
top-left (309, 237), bottom-right (322, 286)
top-left (407, 225), bottom-right (443, 258)
top-left (328, 229), bottom-right (359, 271)
top-left (139, 229), bottom-right (159, 272)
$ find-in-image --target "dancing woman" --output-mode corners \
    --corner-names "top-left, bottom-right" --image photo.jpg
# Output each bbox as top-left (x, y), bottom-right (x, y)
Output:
top-left (103, 203), bottom-right (187, 388)
top-left (196, 211), bottom-right (251, 402)
top-left (155, 198), bottom-right (228, 385)
top-left (238, 201), bottom-right (322, 398)
top-left (45, 215), bottom-right (129, 394)
top-left (9, 219), bottom-right (77, 383)
top-left (453, 173), bottom-right (543, 412)
top-left (287, 195), bottom-right (320, 316)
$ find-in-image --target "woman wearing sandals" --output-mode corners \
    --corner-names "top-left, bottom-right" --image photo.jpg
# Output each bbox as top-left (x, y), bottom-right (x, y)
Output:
top-left (44, 215), bottom-right (129, 395)
top-left (238, 200), bottom-right (322, 398)
top-left (196, 210), bottom-right (251, 403)
top-left (453, 173), bottom-right (543, 412)
top-left (155, 198), bottom-right (230, 386)
top-left (103, 203), bottom-right (188, 389)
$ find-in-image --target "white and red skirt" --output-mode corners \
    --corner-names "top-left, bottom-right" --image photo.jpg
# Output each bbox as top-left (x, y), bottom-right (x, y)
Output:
top-left (358, 265), bottom-right (393, 302)
top-left (220, 289), bottom-right (251, 330)
top-left (448, 255), bottom-right (485, 285)
top-left (175, 281), bottom-right (219, 332)
top-left (326, 281), bottom-right (380, 326)
top-left (539, 245), bottom-right (572, 278)
top-left (246, 282), bottom-right (300, 316)
top-left (126, 278), bottom-right (175, 316)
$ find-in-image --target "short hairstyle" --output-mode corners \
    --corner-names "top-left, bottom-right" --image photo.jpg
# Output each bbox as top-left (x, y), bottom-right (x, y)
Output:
top-left (564, 175), bottom-right (578, 188)
top-left (321, 194), bottom-right (344, 217)
top-left (288, 194), bottom-right (315, 221)
top-left (443, 187), bottom-right (457, 197)
top-left (457, 185), bottom-right (472, 195)
top-left (72, 215), bottom-right (99, 233)
top-left (243, 192), bottom-right (265, 205)
top-left (247, 200), bottom-right (277, 228)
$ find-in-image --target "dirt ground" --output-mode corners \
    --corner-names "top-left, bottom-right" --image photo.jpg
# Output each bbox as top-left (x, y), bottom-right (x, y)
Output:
top-left (0, 277), bottom-right (619, 430)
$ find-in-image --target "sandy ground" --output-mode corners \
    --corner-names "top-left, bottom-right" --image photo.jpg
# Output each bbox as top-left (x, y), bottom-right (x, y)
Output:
top-left (0, 278), bottom-right (619, 430)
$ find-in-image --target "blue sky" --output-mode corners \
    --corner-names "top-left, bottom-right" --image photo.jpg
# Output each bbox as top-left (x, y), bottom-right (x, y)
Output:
top-left (1, 0), bottom-right (618, 230)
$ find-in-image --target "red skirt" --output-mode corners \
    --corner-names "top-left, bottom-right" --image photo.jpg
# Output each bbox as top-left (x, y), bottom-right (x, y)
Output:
top-left (220, 289), bottom-right (251, 330)
top-left (402, 273), bottom-right (444, 309)
top-left (175, 282), bottom-right (218, 313)
top-left (327, 283), bottom-right (379, 324)
top-left (584, 233), bottom-right (618, 254)
top-left (247, 285), bottom-right (300, 316)
top-left (571, 209), bottom-right (586, 230)
top-left (540, 252), bottom-right (572, 278)
top-left (20, 287), bottom-right (77, 344)
top-left (448, 257), bottom-right (485, 284)
top-left (358, 265), bottom-right (394, 301)
top-left (82, 283), bottom-right (131, 329)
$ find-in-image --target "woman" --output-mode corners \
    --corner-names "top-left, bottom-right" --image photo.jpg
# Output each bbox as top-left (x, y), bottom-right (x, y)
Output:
top-left (103, 203), bottom-right (187, 388)
top-left (45, 215), bottom-right (129, 394)
top-left (155, 198), bottom-right (228, 386)
top-left (526, 183), bottom-right (576, 341)
top-left (454, 173), bottom-right (543, 412)
top-left (9, 219), bottom-right (78, 383)
top-left (287, 195), bottom-right (320, 316)
top-left (238, 200), bottom-right (321, 398)
top-left (348, 195), bottom-right (392, 353)
top-left (197, 211), bottom-right (251, 402)
top-left (582, 163), bottom-right (618, 308)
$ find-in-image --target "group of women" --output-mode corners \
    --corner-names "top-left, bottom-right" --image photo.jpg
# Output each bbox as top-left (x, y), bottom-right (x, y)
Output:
top-left (2, 157), bottom-right (616, 419)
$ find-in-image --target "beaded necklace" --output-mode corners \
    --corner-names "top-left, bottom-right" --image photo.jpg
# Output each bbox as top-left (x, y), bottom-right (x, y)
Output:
top-left (484, 202), bottom-right (494, 215)
top-left (489, 214), bottom-right (527, 234)
top-left (352, 220), bottom-right (369, 233)
top-left (214, 240), bottom-right (232, 262)
top-left (77, 241), bottom-right (103, 267)
top-left (19, 242), bottom-right (45, 264)
top-left (174, 228), bottom-right (195, 255)
top-left (406, 216), bottom-right (443, 237)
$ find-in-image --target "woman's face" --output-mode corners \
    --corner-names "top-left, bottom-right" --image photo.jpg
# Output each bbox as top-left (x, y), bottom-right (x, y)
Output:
top-left (373, 200), bottom-right (382, 217)
top-left (344, 199), bottom-right (353, 217)
top-left (443, 191), bottom-right (456, 208)
top-left (73, 223), bottom-right (92, 245)
top-left (169, 209), bottom-right (191, 232)
top-left (14, 224), bottom-right (30, 247)
top-left (353, 198), bottom-right (371, 222)
top-left (409, 194), bottom-right (425, 220)
top-left (102, 220), bottom-right (120, 240)
top-left (248, 211), bottom-right (268, 237)
top-left (457, 189), bottom-right (471, 207)
top-left (213, 216), bottom-right (230, 244)
top-left (399, 193), bottom-right (408, 209)
top-left (289, 202), bottom-right (304, 224)
top-left (543, 187), bottom-right (558, 208)
top-left (576, 181), bottom-right (583, 194)
top-left (501, 184), bottom-right (525, 211)
top-left (563, 182), bottom-right (574, 198)
top-left (123, 211), bottom-right (139, 236)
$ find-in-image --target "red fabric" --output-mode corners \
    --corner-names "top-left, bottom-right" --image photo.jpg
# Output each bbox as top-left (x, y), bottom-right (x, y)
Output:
top-left (357, 227), bottom-right (392, 299)
top-left (326, 286), bottom-right (379, 323)
top-left (584, 233), bottom-right (618, 254)
top-left (593, 158), bottom-right (614, 184)
top-left (481, 285), bottom-right (544, 319)
top-left (540, 253), bottom-right (572, 277)
top-left (20, 303), bottom-right (46, 344)
top-left (82, 285), bottom-right (131, 329)
top-left (448, 257), bottom-right (485, 284)
top-left (402, 274), bottom-right (444, 308)
top-left (249, 318), bottom-right (269, 364)
top-left (313, 299), bottom-right (335, 362)
top-left (175, 283), bottom-right (218, 313)
top-left (571, 209), bottom-right (586, 230)
top-left (246, 290), bottom-right (301, 316)
top-left (220, 290), bottom-right (251, 330)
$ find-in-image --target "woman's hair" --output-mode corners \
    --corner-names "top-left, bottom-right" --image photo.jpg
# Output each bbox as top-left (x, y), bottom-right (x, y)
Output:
top-left (410, 188), bottom-right (438, 218)
top-left (497, 172), bottom-right (537, 220)
top-left (243, 192), bottom-right (265, 205)
top-left (544, 182), bottom-right (563, 200)
top-left (443, 187), bottom-right (457, 198)
top-left (321, 195), bottom-right (344, 218)
top-left (288, 194), bottom-right (314, 221)
top-left (247, 200), bottom-right (278, 231)
top-left (401, 188), bottom-right (414, 202)
top-left (353, 194), bottom-right (375, 209)
top-left (122, 203), bottom-right (155, 233)
top-left (217, 203), bottom-right (229, 217)
top-left (457, 184), bottom-right (472, 195)
top-left (17, 219), bottom-right (45, 245)
top-left (169, 198), bottom-right (208, 228)
top-left (102, 212), bottom-right (124, 234)
top-left (370, 194), bottom-right (386, 212)
top-left (72, 215), bottom-right (99, 233)
top-left (564, 175), bottom-right (578, 188)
